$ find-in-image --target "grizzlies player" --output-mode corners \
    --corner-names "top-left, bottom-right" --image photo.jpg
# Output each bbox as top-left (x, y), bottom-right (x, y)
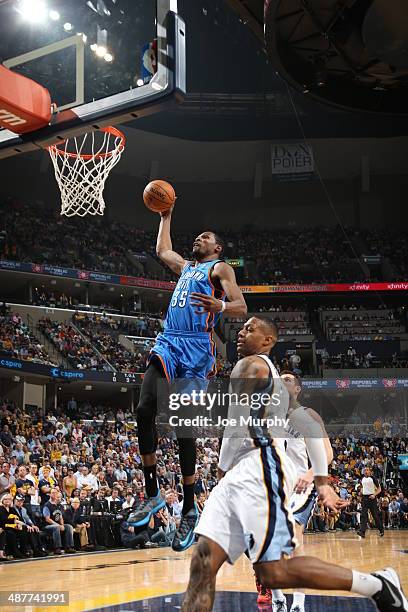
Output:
top-left (269, 371), bottom-right (333, 612)
top-left (182, 317), bottom-right (408, 612)
top-left (133, 205), bottom-right (247, 552)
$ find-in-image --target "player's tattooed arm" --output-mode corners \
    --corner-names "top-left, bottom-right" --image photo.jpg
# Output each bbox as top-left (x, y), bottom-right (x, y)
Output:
top-left (229, 355), bottom-right (271, 395)
top-left (156, 205), bottom-right (187, 275)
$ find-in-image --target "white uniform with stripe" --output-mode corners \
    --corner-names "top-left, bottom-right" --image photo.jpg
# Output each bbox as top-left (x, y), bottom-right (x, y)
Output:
top-left (286, 406), bottom-right (318, 528)
top-left (195, 354), bottom-right (298, 564)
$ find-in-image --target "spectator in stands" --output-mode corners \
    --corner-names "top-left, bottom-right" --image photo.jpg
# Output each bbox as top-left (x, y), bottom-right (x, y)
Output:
top-left (106, 488), bottom-right (123, 513)
top-left (122, 491), bottom-right (136, 511)
top-left (0, 461), bottom-right (15, 496)
top-left (289, 351), bottom-right (301, 374)
top-left (15, 465), bottom-right (35, 505)
top-left (63, 497), bottom-right (91, 550)
top-left (0, 492), bottom-right (28, 558)
top-left (389, 497), bottom-right (400, 527)
top-left (165, 490), bottom-right (182, 523)
top-left (0, 426), bottom-right (13, 449)
top-left (312, 501), bottom-right (328, 532)
top-left (38, 466), bottom-right (55, 506)
top-left (399, 497), bottom-right (408, 527)
top-left (115, 463), bottom-right (128, 483)
top-left (13, 495), bottom-right (47, 557)
top-left (43, 489), bottom-right (75, 554)
top-left (90, 487), bottom-right (109, 513)
top-left (63, 468), bottom-right (77, 500)
top-left (76, 466), bottom-right (92, 491)
top-left (25, 463), bottom-right (41, 518)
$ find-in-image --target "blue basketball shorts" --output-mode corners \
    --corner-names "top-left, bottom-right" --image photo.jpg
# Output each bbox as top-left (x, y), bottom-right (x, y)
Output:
top-left (149, 330), bottom-right (217, 383)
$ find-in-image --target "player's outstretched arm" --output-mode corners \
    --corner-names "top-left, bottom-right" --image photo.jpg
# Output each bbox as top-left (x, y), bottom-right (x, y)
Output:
top-left (156, 206), bottom-right (186, 275)
top-left (306, 408), bottom-right (334, 465)
top-left (214, 262), bottom-right (247, 317)
top-left (294, 408), bottom-right (334, 493)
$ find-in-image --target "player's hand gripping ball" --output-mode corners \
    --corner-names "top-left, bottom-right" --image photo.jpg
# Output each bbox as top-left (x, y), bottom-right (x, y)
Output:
top-left (143, 180), bottom-right (176, 213)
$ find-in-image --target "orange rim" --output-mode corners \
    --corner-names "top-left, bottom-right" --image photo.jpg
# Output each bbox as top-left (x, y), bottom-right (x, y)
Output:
top-left (47, 126), bottom-right (126, 160)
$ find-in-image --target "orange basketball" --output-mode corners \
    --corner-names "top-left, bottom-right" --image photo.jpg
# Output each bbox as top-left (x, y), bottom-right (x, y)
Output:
top-left (143, 180), bottom-right (176, 213)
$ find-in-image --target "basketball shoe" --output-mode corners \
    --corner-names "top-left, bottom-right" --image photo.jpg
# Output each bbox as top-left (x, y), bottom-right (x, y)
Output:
top-left (272, 599), bottom-right (287, 611)
top-left (127, 493), bottom-right (165, 527)
top-left (372, 568), bottom-right (408, 611)
top-left (255, 579), bottom-right (272, 605)
top-left (172, 506), bottom-right (199, 552)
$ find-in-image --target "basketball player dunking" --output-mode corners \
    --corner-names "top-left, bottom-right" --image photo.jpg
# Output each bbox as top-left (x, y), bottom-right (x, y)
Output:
top-left (131, 205), bottom-right (247, 552)
top-left (182, 317), bottom-right (408, 612)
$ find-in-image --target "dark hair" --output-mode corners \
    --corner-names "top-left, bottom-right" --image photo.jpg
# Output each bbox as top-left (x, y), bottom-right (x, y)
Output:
top-left (280, 369), bottom-right (302, 388)
top-left (206, 231), bottom-right (225, 255)
top-left (254, 316), bottom-right (279, 340)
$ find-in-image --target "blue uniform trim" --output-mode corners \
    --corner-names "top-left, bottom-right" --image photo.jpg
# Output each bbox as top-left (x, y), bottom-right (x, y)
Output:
top-left (270, 444), bottom-right (296, 552)
top-left (258, 446), bottom-right (277, 561)
top-left (256, 445), bottom-right (295, 563)
top-left (161, 330), bottom-right (211, 338)
top-left (293, 488), bottom-right (318, 528)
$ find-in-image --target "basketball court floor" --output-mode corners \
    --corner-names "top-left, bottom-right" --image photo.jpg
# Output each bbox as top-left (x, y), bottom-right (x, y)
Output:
top-left (1, 531), bottom-right (407, 611)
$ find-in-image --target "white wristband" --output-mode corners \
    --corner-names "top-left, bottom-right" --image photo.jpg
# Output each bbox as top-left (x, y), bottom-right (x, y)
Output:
top-left (221, 301), bottom-right (226, 313)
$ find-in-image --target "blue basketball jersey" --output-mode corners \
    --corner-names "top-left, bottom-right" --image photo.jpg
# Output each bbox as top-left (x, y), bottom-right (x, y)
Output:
top-left (164, 259), bottom-right (225, 333)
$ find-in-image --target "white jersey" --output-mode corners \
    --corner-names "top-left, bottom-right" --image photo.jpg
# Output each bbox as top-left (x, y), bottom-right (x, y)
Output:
top-left (285, 406), bottom-right (310, 475)
top-left (218, 354), bottom-right (289, 472)
top-left (285, 405), bottom-right (320, 525)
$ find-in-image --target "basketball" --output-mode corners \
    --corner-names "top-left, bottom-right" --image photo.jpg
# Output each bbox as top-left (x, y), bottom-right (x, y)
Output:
top-left (143, 180), bottom-right (176, 213)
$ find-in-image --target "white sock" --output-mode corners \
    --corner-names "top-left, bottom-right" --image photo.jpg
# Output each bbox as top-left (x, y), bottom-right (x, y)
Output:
top-left (351, 571), bottom-right (383, 597)
top-left (272, 589), bottom-right (285, 602)
top-left (291, 592), bottom-right (305, 608)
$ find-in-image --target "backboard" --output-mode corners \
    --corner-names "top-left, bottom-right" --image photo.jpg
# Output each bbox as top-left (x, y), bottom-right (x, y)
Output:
top-left (0, 0), bottom-right (185, 158)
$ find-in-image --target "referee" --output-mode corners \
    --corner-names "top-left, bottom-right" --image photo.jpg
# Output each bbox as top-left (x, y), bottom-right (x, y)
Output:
top-left (358, 467), bottom-right (384, 538)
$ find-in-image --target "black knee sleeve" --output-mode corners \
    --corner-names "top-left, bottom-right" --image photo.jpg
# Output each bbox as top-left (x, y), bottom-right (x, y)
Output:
top-left (178, 437), bottom-right (197, 477)
top-left (136, 361), bottom-right (165, 455)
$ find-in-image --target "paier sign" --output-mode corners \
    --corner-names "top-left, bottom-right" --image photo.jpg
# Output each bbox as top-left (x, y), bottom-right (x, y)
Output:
top-left (271, 143), bottom-right (315, 182)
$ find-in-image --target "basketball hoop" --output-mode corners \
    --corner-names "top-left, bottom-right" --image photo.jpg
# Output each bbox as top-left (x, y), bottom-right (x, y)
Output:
top-left (48, 126), bottom-right (126, 217)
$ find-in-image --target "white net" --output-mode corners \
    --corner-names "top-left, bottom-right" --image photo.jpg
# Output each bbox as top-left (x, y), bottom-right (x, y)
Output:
top-left (48, 127), bottom-right (125, 217)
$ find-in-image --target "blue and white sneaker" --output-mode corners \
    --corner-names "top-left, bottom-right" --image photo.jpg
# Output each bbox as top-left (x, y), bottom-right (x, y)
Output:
top-left (127, 494), bottom-right (165, 527)
top-left (172, 506), bottom-right (199, 552)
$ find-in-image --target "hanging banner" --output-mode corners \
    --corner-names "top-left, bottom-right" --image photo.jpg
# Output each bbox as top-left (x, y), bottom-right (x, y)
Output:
top-left (1, 260), bottom-right (407, 295)
top-left (271, 143), bottom-right (315, 182)
top-left (240, 282), bottom-right (408, 294)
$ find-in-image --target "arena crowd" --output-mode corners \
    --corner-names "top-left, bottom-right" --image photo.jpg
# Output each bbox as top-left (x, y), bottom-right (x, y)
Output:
top-left (0, 396), bottom-right (407, 560)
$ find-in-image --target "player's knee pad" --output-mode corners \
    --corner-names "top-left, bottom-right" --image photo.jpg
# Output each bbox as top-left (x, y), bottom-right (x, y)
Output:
top-left (178, 437), bottom-right (196, 476)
